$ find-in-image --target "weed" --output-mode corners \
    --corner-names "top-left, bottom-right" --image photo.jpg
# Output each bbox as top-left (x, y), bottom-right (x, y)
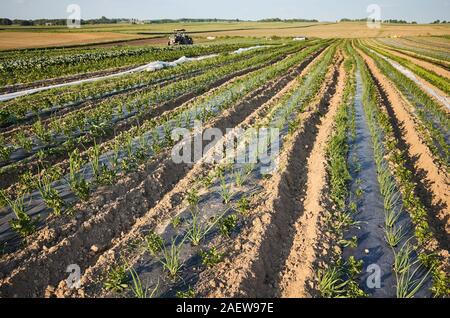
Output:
top-left (0, 191), bottom-right (36, 237)
top-left (237, 196), bottom-right (250, 216)
top-left (144, 231), bottom-right (164, 256)
top-left (68, 150), bottom-right (90, 201)
top-left (218, 214), bottom-right (238, 238)
top-left (176, 287), bottom-right (196, 298)
top-left (104, 264), bottom-right (129, 293)
top-left (355, 187), bottom-right (364, 198)
top-left (13, 131), bottom-right (33, 152)
top-left (171, 216), bottom-right (183, 229)
top-left (36, 170), bottom-right (65, 216)
top-left (200, 247), bottom-right (223, 268)
top-left (338, 236), bottom-right (358, 248)
top-left (186, 188), bottom-right (200, 209)
top-left (0, 135), bottom-right (12, 162)
top-left (33, 120), bottom-right (52, 144)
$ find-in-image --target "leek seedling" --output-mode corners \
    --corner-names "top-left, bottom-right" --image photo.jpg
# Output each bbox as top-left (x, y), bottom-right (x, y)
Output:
top-left (186, 211), bottom-right (213, 246)
top-left (89, 143), bottom-right (102, 182)
top-left (129, 268), bottom-right (159, 298)
top-left (129, 268), bottom-right (146, 298)
top-left (244, 163), bottom-right (255, 176)
top-left (219, 177), bottom-right (232, 205)
top-left (160, 237), bottom-right (185, 279)
top-left (109, 141), bottom-right (121, 173)
top-left (384, 206), bottom-right (401, 229)
top-left (68, 150), bottom-right (90, 201)
top-left (234, 169), bottom-right (246, 187)
top-left (125, 132), bottom-right (134, 158)
top-left (318, 266), bottom-right (347, 298)
top-left (393, 241), bottom-right (414, 274)
top-left (385, 225), bottom-right (406, 248)
top-left (396, 262), bottom-right (430, 298)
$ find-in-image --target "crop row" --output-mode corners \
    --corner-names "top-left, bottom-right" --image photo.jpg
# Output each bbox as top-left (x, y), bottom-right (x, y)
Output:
top-left (0, 42), bottom-right (315, 172)
top-left (0, 42), bottom-right (328, 244)
top-left (354, 43), bottom-right (449, 297)
top-left (358, 42), bottom-right (450, 167)
top-left (99, 42), bottom-right (339, 297)
top-left (367, 43), bottom-right (449, 95)
top-left (0, 44), bottom-right (281, 127)
top-left (374, 39), bottom-right (450, 71)
top-left (377, 38), bottom-right (450, 64)
top-left (0, 42), bottom-right (273, 86)
top-left (317, 44), bottom-right (367, 298)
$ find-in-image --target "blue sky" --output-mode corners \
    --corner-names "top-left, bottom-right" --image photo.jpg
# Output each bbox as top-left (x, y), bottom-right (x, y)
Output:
top-left (2, 0), bottom-right (450, 23)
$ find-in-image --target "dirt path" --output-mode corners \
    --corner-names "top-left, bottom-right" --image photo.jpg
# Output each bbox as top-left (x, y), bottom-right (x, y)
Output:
top-left (277, 56), bottom-right (347, 298)
top-left (358, 47), bottom-right (450, 254)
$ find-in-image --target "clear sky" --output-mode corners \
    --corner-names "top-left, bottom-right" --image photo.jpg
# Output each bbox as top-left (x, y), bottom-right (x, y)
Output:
top-left (1, 0), bottom-right (450, 23)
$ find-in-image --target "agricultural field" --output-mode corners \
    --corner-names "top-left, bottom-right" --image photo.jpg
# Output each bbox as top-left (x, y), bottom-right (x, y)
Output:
top-left (0, 33), bottom-right (448, 300)
top-left (1, 21), bottom-right (450, 50)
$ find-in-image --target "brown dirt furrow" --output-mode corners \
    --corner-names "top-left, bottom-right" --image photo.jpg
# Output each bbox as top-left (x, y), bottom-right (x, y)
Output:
top-left (0, 47), bottom-right (325, 298)
top-left (196, 53), bottom-right (342, 298)
top-left (277, 58), bottom-right (347, 298)
top-left (358, 47), bottom-right (450, 255)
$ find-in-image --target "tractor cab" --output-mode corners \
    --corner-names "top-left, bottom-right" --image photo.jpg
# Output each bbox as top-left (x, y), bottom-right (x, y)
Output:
top-left (168, 29), bottom-right (194, 46)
